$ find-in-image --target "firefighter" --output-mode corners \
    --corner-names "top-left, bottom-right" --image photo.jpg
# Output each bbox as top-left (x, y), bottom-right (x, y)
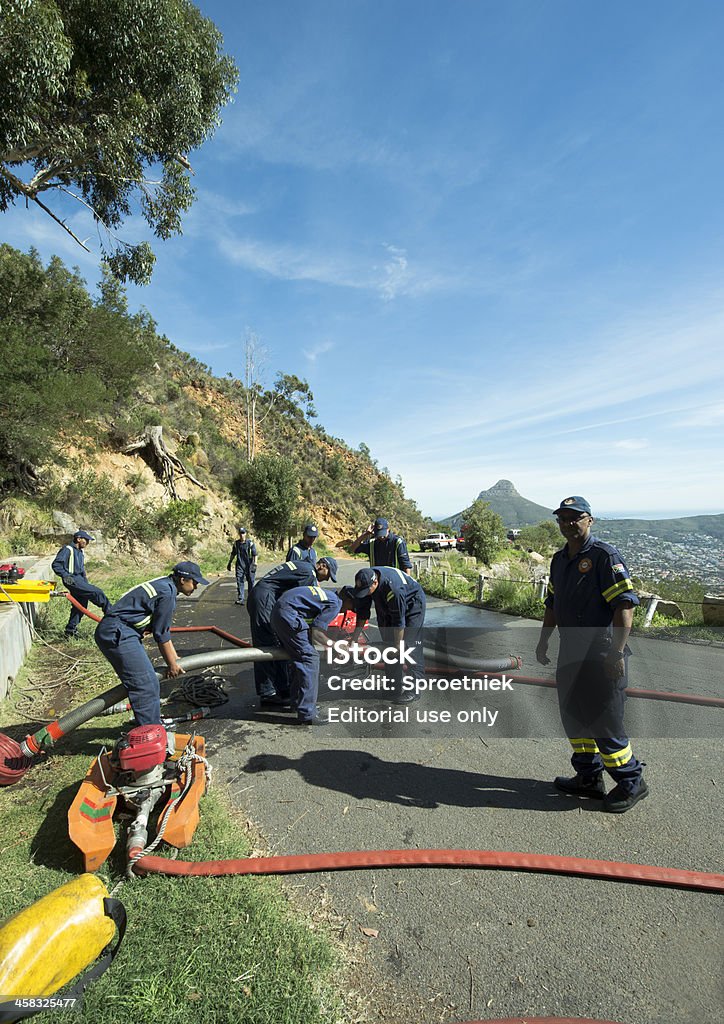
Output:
top-left (94, 561), bottom-right (209, 726)
top-left (535, 496), bottom-right (647, 813)
top-left (270, 584), bottom-right (343, 725)
top-left (349, 566), bottom-right (426, 704)
top-left (227, 526), bottom-right (257, 605)
top-left (342, 517), bottom-right (412, 574)
top-left (286, 523), bottom-right (318, 564)
top-left (51, 531), bottom-right (110, 638)
top-left (248, 556), bottom-right (338, 705)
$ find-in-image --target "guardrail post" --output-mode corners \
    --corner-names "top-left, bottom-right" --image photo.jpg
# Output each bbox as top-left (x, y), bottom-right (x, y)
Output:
top-left (476, 574), bottom-right (486, 602)
top-left (441, 571), bottom-right (448, 594)
top-left (643, 596), bottom-right (660, 627)
top-left (535, 576), bottom-right (548, 601)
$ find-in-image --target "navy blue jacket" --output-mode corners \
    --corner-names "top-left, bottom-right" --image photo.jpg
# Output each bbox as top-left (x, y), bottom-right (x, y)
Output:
top-left (103, 576), bottom-right (178, 644)
top-left (228, 538), bottom-right (257, 570)
top-left (285, 542), bottom-right (317, 565)
top-left (358, 566), bottom-right (425, 628)
top-left (545, 535), bottom-right (639, 628)
top-left (271, 585), bottom-right (342, 630)
top-left (51, 543), bottom-right (87, 585)
top-left (355, 534), bottom-right (411, 571)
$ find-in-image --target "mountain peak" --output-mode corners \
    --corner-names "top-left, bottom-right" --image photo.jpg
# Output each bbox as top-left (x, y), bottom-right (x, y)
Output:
top-left (478, 479), bottom-right (519, 499)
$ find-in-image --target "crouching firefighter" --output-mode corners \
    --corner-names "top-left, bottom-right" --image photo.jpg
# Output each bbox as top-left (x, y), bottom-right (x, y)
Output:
top-left (270, 584), bottom-right (342, 725)
top-left (248, 557), bottom-right (338, 706)
top-left (349, 566), bottom-right (426, 704)
top-left (94, 562), bottom-right (209, 725)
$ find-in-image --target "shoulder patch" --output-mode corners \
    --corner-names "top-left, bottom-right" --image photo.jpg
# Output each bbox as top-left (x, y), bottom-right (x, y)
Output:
top-left (612, 563), bottom-right (625, 574)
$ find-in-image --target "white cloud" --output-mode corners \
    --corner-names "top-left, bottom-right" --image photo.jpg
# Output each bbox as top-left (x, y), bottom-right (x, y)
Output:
top-left (614, 439), bottom-right (650, 451)
top-left (303, 339), bottom-right (335, 363)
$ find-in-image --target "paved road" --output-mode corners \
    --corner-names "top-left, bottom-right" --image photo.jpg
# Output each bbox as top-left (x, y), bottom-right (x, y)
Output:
top-left (171, 559), bottom-right (723, 1024)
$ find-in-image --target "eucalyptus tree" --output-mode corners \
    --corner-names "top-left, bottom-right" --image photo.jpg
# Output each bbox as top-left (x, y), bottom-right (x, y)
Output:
top-left (0, 0), bottom-right (237, 283)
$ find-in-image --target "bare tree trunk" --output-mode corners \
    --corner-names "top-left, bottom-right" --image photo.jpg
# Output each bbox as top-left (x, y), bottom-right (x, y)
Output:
top-left (124, 425), bottom-right (206, 498)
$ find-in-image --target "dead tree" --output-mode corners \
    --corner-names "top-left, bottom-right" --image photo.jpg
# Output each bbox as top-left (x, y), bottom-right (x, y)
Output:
top-left (124, 425), bottom-right (206, 499)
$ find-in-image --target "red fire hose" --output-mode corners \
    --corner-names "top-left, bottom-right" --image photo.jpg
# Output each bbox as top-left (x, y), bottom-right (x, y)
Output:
top-left (61, 592), bottom-right (252, 648)
top-left (134, 846), bottom-right (724, 894)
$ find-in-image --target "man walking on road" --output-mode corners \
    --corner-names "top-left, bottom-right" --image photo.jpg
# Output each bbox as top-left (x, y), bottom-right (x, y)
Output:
top-left (227, 526), bottom-right (257, 605)
top-left (535, 496), bottom-right (647, 813)
top-left (52, 530), bottom-right (110, 638)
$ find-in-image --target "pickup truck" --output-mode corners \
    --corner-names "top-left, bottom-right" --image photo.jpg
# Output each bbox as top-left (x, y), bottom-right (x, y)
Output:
top-left (419, 533), bottom-right (457, 552)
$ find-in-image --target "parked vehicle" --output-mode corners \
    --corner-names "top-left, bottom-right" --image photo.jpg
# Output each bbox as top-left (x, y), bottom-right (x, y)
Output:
top-left (419, 533), bottom-right (457, 552)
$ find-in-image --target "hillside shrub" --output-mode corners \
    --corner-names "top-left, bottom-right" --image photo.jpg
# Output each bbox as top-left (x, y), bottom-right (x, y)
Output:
top-left (486, 579), bottom-right (544, 619)
top-left (155, 498), bottom-right (206, 538)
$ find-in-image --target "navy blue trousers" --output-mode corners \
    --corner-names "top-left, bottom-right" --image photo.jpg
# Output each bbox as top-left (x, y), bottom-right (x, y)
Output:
top-left (270, 608), bottom-right (319, 721)
top-left (556, 650), bottom-right (643, 792)
top-left (247, 586), bottom-right (290, 698)
top-left (378, 594), bottom-right (426, 690)
top-left (64, 579), bottom-right (110, 635)
top-left (95, 619), bottom-right (161, 725)
top-left (235, 564), bottom-right (255, 602)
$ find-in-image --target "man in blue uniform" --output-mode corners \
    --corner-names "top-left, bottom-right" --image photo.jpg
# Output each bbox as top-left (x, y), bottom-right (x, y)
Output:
top-left (286, 523), bottom-right (319, 564)
top-left (271, 585), bottom-right (342, 725)
top-left (227, 526), bottom-right (257, 605)
top-left (248, 556), bottom-right (338, 705)
top-left (535, 496), bottom-right (647, 813)
top-left (342, 517), bottom-right (412, 573)
top-left (51, 530), bottom-right (110, 637)
top-left (350, 566), bottom-right (426, 704)
top-left (94, 561), bottom-right (209, 726)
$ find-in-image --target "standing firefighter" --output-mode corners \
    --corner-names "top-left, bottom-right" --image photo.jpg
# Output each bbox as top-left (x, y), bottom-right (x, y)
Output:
top-left (345, 517), bottom-right (412, 573)
top-left (248, 557), bottom-right (338, 705)
top-left (270, 585), bottom-right (342, 725)
top-left (94, 561), bottom-right (209, 726)
top-left (286, 523), bottom-right (319, 565)
top-left (535, 496), bottom-right (647, 813)
top-left (227, 526), bottom-right (257, 605)
top-left (51, 530), bottom-right (110, 638)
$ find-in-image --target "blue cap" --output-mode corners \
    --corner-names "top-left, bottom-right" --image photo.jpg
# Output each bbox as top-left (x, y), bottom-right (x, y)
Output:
top-left (74, 530), bottom-right (95, 541)
top-left (172, 561), bottom-right (210, 585)
top-left (238, 526), bottom-right (247, 533)
top-left (373, 517), bottom-right (389, 537)
top-left (352, 567), bottom-right (378, 599)
top-left (317, 556), bottom-right (338, 582)
top-left (554, 496), bottom-right (592, 516)
top-left (303, 523), bottom-right (319, 537)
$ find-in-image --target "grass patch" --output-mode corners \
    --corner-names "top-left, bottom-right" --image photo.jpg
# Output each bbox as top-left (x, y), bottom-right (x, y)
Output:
top-left (484, 579), bottom-right (545, 619)
top-left (0, 574), bottom-right (345, 1024)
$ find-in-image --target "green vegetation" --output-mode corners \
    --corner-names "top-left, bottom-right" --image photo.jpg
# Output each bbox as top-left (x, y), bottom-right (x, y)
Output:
top-left (459, 499), bottom-right (505, 564)
top-left (419, 552), bottom-right (478, 601)
top-left (516, 520), bottom-right (561, 556)
top-left (0, 568), bottom-right (344, 1024)
top-left (485, 579), bottom-right (545, 619)
top-left (0, 248), bottom-right (163, 489)
top-left (232, 455), bottom-right (300, 547)
top-left (0, 0), bottom-right (238, 283)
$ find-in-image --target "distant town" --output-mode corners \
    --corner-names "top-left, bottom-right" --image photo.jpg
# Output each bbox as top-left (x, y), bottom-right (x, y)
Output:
top-left (597, 528), bottom-right (724, 592)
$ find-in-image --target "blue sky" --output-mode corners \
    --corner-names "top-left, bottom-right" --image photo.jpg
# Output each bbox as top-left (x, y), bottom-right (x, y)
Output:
top-left (4, 0), bottom-right (724, 519)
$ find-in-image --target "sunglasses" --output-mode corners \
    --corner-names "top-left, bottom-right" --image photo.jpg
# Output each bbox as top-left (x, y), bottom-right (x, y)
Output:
top-left (555, 512), bottom-right (589, 523)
